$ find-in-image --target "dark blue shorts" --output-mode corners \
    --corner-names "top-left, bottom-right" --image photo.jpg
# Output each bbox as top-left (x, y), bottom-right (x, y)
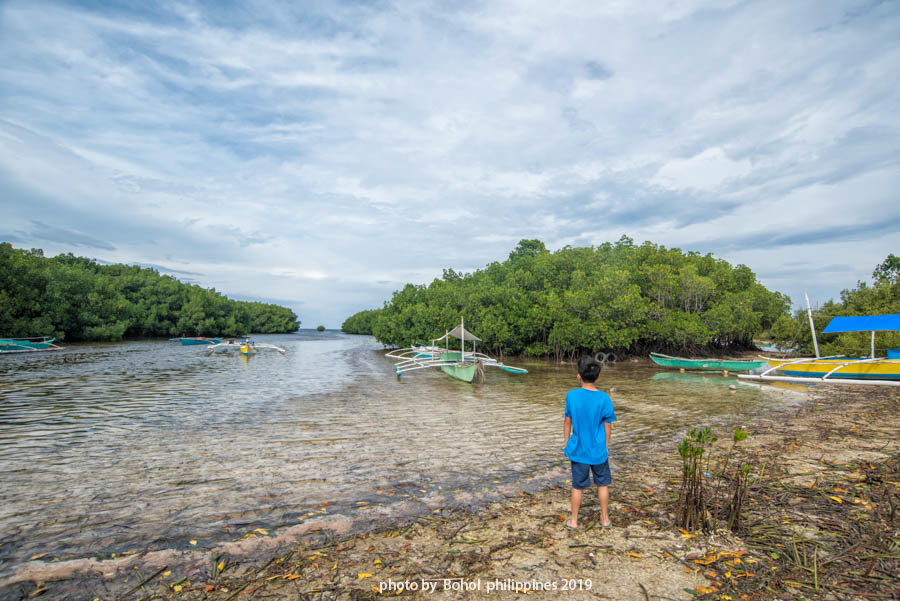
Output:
top-left (571, 460), bottom-right (611, 489)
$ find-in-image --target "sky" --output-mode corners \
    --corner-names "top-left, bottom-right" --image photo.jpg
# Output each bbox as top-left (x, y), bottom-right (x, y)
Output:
top-left (1, 0), bottom-right (898, 328)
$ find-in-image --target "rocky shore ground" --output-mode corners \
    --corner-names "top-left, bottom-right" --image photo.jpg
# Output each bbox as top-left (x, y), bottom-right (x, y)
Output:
top-left (4, 384), bottom-right (898, 601)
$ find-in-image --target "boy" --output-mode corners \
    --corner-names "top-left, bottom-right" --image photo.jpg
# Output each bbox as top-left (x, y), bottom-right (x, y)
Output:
top-left (563, 354), bottom-right (617, 529)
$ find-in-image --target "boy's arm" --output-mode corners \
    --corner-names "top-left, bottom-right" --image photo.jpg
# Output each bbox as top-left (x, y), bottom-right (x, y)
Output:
top-left (605, 421), bottom-right (611, 452)
top-left (564, 417), bottom-right (572, 443)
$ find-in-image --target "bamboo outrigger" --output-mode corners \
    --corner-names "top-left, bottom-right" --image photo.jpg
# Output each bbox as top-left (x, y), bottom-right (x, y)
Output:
top-left (0, 337), bottom-right (64, 354)
top-left (206, 339), bottom-right (286, 356)
top-left (739, 310), bottom-right (900, 387)
top-left (386, 317), bottom-right (527, 383)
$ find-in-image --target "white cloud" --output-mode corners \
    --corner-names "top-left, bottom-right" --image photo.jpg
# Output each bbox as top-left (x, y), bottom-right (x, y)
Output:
top-left (1, 0), bottom-right (899, 325)
top-left (652, 147), bottom-right (753, 191)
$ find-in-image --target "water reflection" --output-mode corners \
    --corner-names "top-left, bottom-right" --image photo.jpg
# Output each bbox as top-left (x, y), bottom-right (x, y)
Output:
top-left (0, 333), bottom-right (802, 577)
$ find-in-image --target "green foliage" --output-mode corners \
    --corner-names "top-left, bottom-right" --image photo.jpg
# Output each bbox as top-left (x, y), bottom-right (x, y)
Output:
top-left (316, 325), bottom-right (325, 331)
top-left (872, 253), bottom-right (900, 286)
top-left (677, 426), bottom-right (754, 534)
top-left (344, 238), bottom-right (788, 356)
top-left (722, 427), bottom-right (751, 533)
top-left (773, 253), bottom-right (900, 355)
top-left (341, 308), bottom-right (383, 335)
top-left (0, 243), bottom-right (300, 341)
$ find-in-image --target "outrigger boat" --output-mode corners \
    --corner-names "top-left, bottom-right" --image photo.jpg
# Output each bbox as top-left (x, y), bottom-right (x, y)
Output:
top-left (386, 318), bottom-right (528, 383)
top-left (206, 339), bottom-right (286, 356)
top-left (0, 336), bottom-right (64, 354)
top-left (649, 352), bottom-right (766, 372)
top-left (740, 312), bottom-right (900, 386)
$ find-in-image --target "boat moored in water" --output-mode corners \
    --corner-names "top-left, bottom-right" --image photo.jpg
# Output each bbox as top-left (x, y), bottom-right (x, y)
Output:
top-left (649, 352), bottom-right (766, 372)
top-left (169, 337), bottom-right (222, 345)
top-left (386, 318), bottom-right (528, 383)
top-left (0, 336), bottom-right (65, 354)
top-left (740, 313), bottom-right (900, 386)
top-left (205, 339), bottom-right (286, 356)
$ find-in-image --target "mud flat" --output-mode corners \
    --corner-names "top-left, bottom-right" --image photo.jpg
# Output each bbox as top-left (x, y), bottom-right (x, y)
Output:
top-left (2, 385), bottom-right (898, 601)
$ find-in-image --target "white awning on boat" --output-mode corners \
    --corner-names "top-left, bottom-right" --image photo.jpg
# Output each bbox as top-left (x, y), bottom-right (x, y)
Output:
top-left (443, 325), bottom-right (481, 342)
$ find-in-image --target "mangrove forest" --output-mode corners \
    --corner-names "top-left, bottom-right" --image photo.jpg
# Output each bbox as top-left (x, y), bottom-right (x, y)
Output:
top-left (0, 243), bottom-right (299, 341)
top-left (343, 237), bottom-right (791, 358)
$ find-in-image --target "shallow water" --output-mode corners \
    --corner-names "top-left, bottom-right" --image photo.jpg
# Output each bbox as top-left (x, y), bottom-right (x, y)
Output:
top-left (0, 332), bottom-right (804, 578)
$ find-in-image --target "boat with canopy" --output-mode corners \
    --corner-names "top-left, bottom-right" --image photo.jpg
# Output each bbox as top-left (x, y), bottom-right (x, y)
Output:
top-left (386, 318), bottom-right (528, 383)
top-left (740, 313), bottom-right (900, 386)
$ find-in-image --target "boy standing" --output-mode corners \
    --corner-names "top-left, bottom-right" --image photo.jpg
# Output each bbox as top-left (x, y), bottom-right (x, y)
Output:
top-left (563, 355), bottom-right (617, 529)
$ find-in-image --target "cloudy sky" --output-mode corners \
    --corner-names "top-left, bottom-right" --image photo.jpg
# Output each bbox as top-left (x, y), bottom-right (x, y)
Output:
top-left (1, 0), bottom-right (898, 327)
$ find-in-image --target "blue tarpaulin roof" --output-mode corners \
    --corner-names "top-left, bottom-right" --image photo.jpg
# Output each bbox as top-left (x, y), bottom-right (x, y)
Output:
top-left (823, 314), bottom-right (900, 333)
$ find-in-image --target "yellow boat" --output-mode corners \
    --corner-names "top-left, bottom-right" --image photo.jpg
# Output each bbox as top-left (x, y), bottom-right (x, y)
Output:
top-left (740, 313), bottom-right (900, 386)
top-left (760, 356), bottom-right (900, 381)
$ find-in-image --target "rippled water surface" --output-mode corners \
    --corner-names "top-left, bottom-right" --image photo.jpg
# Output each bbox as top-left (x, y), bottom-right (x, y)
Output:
top-left (0, 332), bottom-right (802, 577)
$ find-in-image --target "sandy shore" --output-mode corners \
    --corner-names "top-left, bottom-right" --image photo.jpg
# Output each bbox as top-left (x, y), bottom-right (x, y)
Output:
top-left (3, 384), bottom-right (898, 601)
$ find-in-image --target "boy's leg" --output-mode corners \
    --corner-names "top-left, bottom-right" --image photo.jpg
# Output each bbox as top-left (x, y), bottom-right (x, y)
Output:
top-left (591, 461), bottom-right (612, 527)
top-left (568, 487), bottom-right (583, 528)
top-left (568, 462), bottom-right (590, 528)
top-left (597, 485), bottom-right (610, 526)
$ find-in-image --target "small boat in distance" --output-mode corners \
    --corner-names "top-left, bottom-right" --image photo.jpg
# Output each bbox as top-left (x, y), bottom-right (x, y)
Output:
top-left (649, 352), bottom-right (766, 372)
top-left (206, 339), bottom-right (286, 356)
top-left (0, 336), bottom-right (65, 354)
top-left (386, 318), bottom-right (528, 383)
top-left (169, 337), bottom-right (222, 345)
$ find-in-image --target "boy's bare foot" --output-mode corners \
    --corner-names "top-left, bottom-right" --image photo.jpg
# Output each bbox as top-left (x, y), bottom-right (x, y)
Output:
top-left (564, 518), bottom-right (578, 529)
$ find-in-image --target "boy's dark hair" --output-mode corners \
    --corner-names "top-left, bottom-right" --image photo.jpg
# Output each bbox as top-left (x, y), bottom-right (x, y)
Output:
top-left (577, 354), bottom-right (602, 383)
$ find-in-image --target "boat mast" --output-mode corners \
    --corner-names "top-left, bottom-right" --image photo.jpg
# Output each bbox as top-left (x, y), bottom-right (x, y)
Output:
top-left (805, 293), bottom-right (820, 358)
top-left (461, 316), bottom-right (465, 356)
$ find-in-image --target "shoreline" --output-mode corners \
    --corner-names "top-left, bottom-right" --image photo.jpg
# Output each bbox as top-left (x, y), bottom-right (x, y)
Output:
top-left (3, 384), bottom-right (898, 601)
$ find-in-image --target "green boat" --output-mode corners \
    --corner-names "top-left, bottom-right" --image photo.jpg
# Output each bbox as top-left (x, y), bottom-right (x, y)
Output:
top-left (386, 317), bottom-right (527, 383)
top-left (438, 351), bottom-right (478, 382)
top-left (649, 352), bottom-right (766, 372)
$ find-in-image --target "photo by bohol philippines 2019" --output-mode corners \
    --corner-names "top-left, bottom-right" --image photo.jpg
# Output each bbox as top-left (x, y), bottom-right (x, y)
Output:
top-left (1, 1), bottom-right (898, 600)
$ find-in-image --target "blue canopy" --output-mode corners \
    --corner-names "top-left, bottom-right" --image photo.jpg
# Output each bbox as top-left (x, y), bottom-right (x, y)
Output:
top-left (823, 314), bottom-right (900, 333)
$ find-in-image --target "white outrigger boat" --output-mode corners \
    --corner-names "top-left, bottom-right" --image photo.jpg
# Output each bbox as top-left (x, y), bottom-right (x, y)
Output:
top-left (386, 318), bottom-right (527, 383)
top-left (206, 338), bottom-right (286, 357)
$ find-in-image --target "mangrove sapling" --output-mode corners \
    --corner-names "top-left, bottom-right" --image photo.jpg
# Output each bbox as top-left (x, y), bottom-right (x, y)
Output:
top-left (727, 461), bottom-right (752, 533)
top-left (714, 427), bottom-right (750, 532)
top-left (676, 427), bottom-right (717, 532)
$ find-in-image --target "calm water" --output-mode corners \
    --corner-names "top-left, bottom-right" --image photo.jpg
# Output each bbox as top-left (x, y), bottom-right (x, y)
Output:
top-left (0, 332), bottom-right (802, 578)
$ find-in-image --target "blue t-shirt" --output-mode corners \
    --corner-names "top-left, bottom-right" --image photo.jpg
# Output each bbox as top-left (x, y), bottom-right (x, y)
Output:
top-left (564, 388), bottom-right (617, 465)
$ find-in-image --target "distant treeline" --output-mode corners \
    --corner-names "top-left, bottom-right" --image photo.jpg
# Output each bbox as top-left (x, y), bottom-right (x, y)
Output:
top-left (772, 254), bottom-right (899, 356)
top-left (0, 243), bottom-right (300, 341)
top-left (342, 238), bottom-right (790, 359)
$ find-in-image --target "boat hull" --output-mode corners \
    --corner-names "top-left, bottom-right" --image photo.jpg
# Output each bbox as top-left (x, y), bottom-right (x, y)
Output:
top-left (765, 357), bottom-right (900, 380)
top-left (439, 352), bottom-right (477, 382)
top-left (650, 353), bottom-right (766, 371)
top-left (170, 337), bottom-right (222, 345)
top-left (0, 337), bottom-right (63, 353)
